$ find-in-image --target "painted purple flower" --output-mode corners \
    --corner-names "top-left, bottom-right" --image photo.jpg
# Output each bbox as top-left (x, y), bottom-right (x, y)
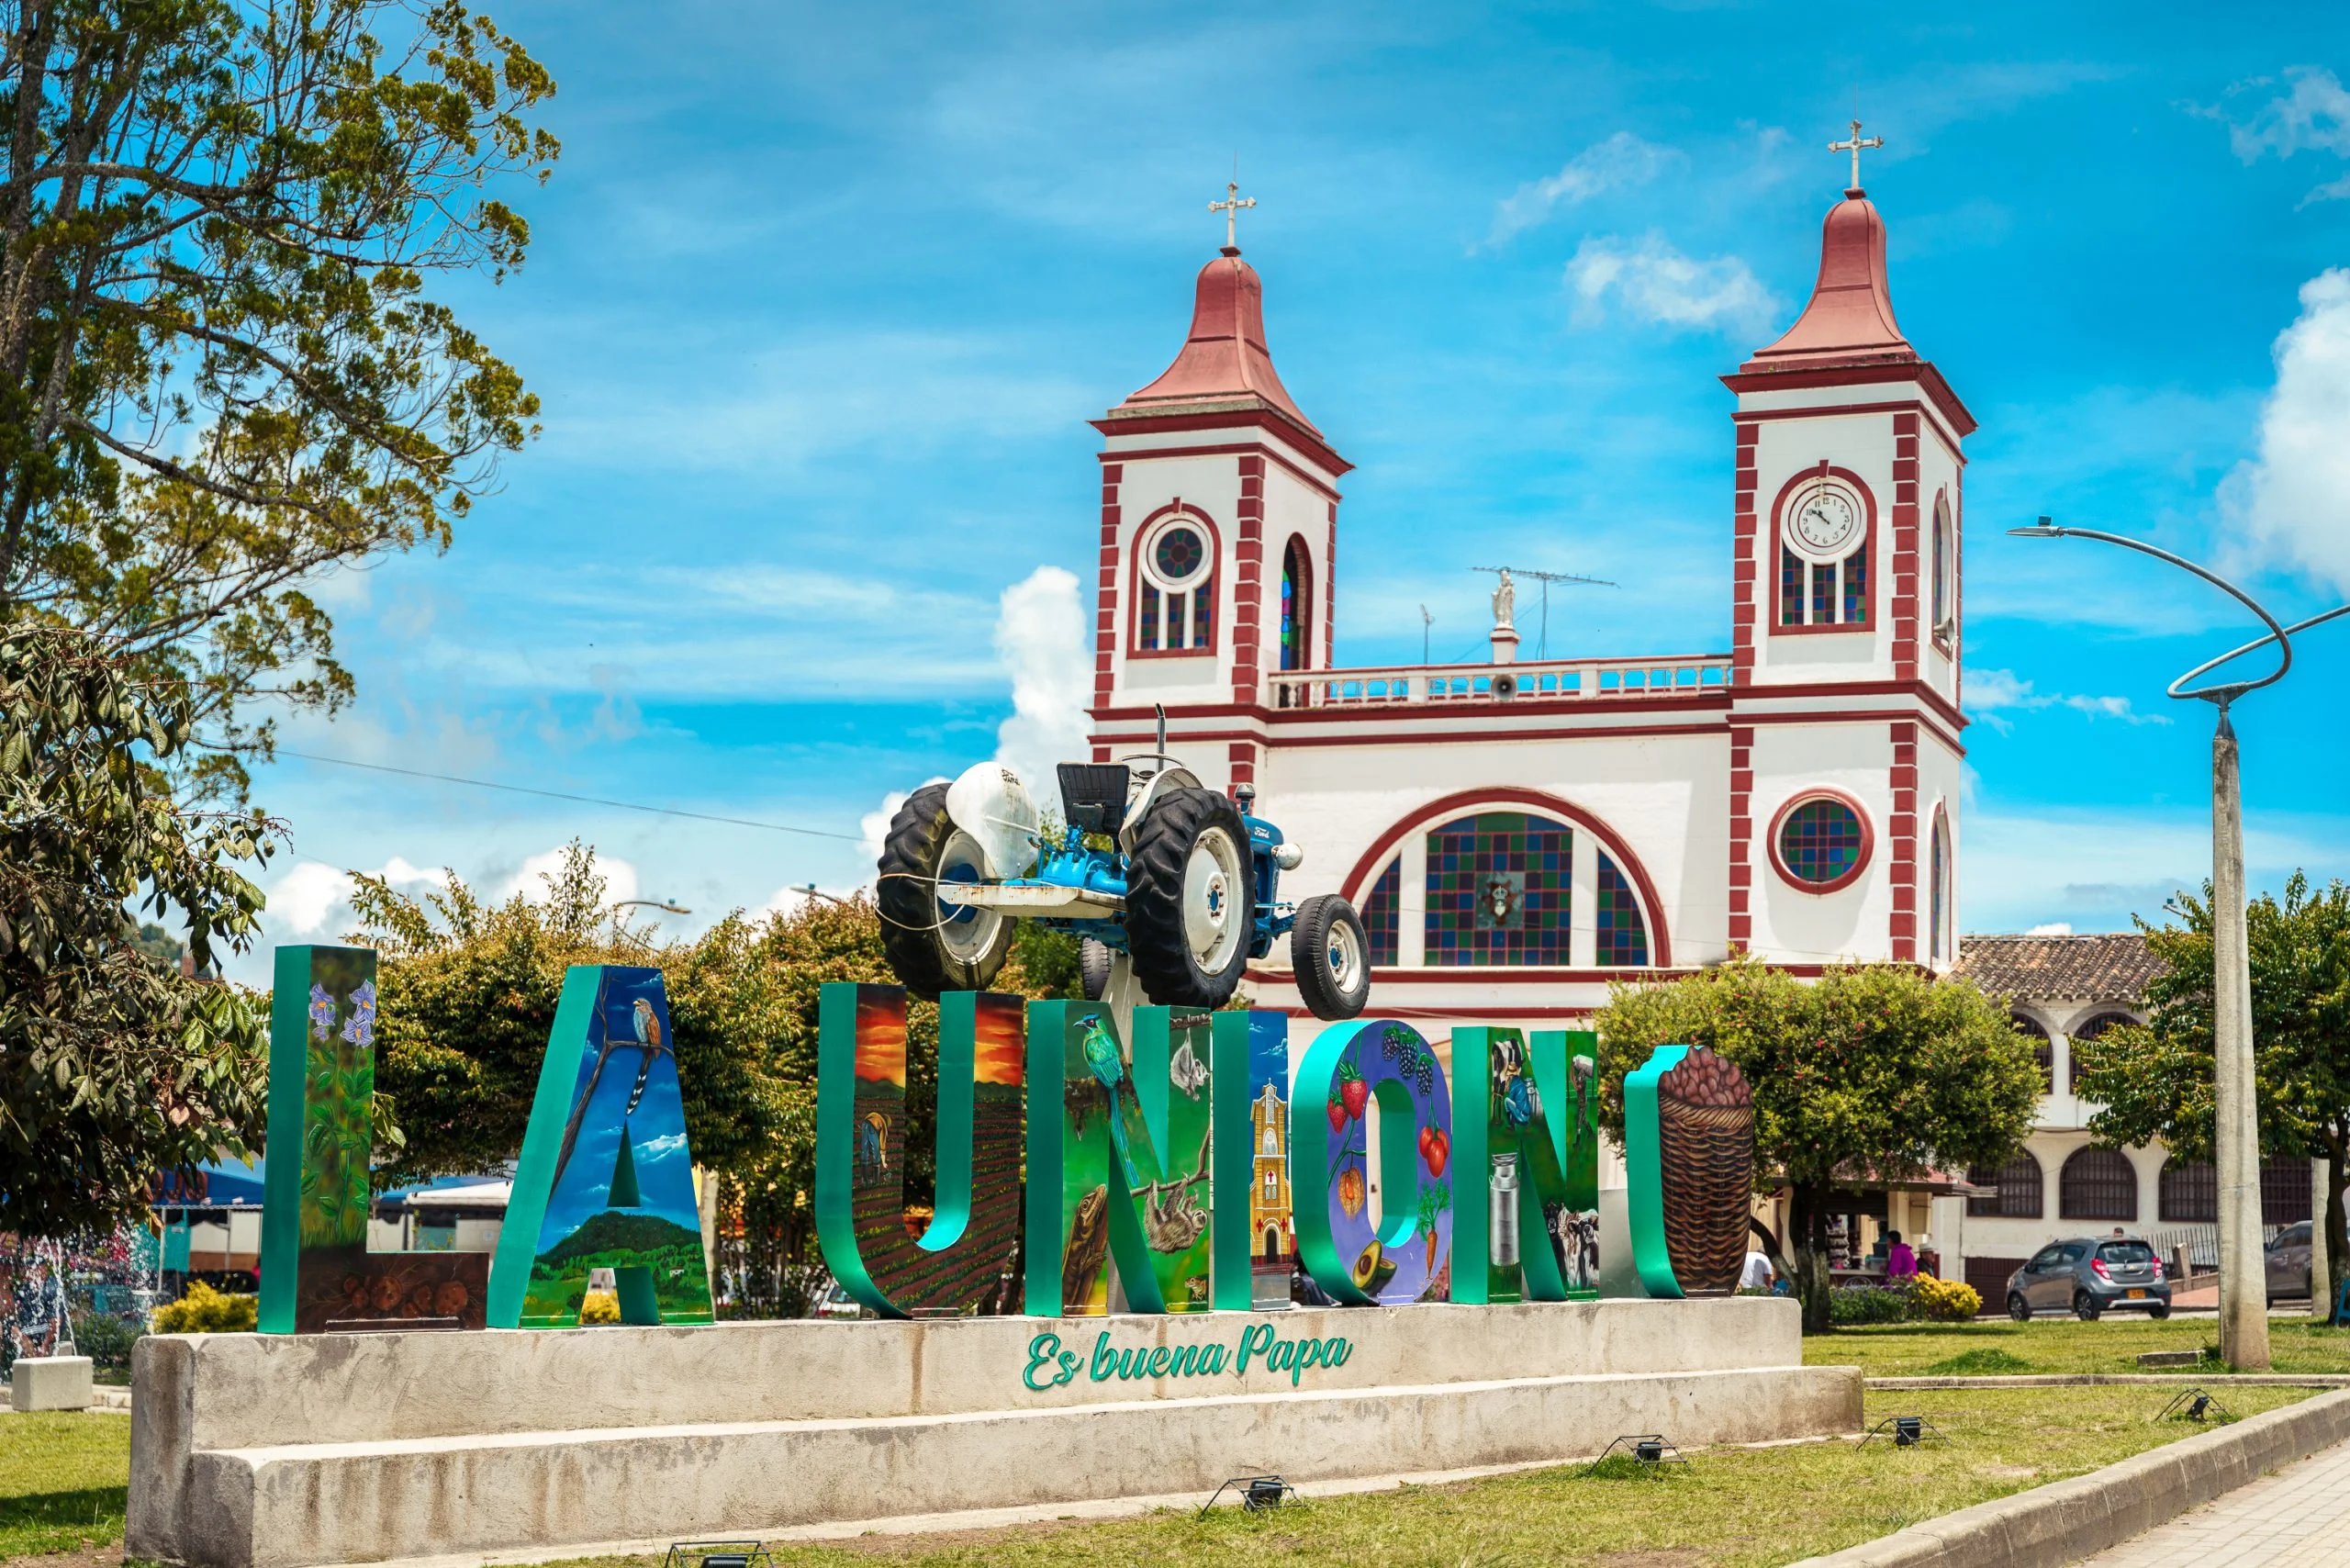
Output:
top-left (341, 979), bottom-right (377, 1049)
top-left (308, 984), bottom-right (337, 1041)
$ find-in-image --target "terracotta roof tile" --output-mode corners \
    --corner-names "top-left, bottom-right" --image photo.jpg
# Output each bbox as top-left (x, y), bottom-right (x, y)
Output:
top-left (1954, 933), bottom-right (2163, 1005)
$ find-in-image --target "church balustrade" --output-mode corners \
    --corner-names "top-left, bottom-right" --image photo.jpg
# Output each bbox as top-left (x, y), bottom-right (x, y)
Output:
top-left (1266, 655), bottom-right (1731, 709)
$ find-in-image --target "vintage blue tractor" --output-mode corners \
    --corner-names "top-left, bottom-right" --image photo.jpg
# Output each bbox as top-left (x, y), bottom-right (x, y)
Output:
top-left (875, 736), bottom-right (1370, 1021)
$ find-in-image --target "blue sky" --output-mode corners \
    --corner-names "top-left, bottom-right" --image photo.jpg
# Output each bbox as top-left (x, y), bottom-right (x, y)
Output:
top-left (235, 1), bottom-right (2350, 982)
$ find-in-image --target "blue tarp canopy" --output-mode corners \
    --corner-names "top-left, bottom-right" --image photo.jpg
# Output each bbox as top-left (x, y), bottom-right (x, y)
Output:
top-left (152, 1156), bottom-right (266, 1208)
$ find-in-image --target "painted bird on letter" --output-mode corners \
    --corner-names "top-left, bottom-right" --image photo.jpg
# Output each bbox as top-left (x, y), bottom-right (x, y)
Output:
top-left (1078, 1014), bottom-right (1136, 1186)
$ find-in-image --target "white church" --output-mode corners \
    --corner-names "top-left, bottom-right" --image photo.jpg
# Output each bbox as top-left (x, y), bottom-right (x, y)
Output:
top-left (1085, 162), bottom-right (1970, 1035)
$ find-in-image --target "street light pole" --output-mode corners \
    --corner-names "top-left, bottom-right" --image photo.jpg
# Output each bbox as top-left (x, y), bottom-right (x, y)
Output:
top-left (2010, 520), bottom-right (2350, 1371)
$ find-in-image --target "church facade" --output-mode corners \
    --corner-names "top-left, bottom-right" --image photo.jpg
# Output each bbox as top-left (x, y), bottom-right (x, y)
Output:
top-left (1086, 174), bottom-right (1973, 1040)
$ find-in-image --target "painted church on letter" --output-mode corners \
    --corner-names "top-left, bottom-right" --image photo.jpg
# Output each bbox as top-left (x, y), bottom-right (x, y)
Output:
top-left (1086, 164), bottom-right (1972, 1039)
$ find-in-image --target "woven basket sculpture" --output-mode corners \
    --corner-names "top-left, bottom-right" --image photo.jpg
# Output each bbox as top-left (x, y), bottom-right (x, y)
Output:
top-left (1656, 1047), bottom-right (1754, 1295)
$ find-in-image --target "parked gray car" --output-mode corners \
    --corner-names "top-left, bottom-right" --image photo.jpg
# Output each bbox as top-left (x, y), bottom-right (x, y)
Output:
top-left (2266, 1221), bottom-right (2314, 1301)
top-left (2005, 1235), bottom-right (2172, 1321)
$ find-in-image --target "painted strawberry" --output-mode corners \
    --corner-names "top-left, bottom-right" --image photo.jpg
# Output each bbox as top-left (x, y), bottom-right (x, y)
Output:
top-left (1326, 1096), bottom-right (1347, 1134)
top-left (1338, 1062), bottom-right (1370, 1121)
top-left (1422, 1128), bottom-right (1449, 1177)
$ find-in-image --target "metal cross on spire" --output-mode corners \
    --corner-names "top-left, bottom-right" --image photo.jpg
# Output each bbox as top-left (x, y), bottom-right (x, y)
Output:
top-left (1209, 180), bottom-right (1255, 252)
top-left (1829, 118), bottom-right (1884, 192)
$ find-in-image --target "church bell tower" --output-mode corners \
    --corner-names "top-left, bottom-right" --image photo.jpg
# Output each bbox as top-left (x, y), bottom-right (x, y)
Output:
top-left (1721, 129), bottom-right (1974, 969)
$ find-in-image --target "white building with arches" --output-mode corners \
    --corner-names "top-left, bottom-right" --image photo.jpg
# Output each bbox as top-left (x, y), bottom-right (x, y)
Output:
top-left (1086, 173), bottom-right (1969, 1038)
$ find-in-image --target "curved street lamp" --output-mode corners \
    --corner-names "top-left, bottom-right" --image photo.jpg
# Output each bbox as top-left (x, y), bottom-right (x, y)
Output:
top-left (2010, 518), bottom-right (2350, 1369)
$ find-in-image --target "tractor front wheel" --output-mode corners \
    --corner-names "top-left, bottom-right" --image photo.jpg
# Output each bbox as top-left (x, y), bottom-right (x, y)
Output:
top-left (1292, 894), bottom-right (1371, 1021)
top-left (1125, 787), bottom-right (1253, 1008)
top-left (875, 783), bottom-right (1013, 998)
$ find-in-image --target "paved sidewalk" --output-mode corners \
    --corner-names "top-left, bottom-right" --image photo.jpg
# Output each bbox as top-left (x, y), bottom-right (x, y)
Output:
top-left (2077, 1433), bottom-right (2350, 1565)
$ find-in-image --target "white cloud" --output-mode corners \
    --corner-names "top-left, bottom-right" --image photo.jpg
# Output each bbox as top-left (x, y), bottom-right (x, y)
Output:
top-left (1963, 667), bottom-right (2169, 732)
top-left (263, 857), bottom-right (452, 940)
top-left (859, 790), bottom-right (912, 868)
top-left (2026, 922), bottom-right (2075, 936)
top-left (2220, 268), bottom-right (2350, 593)
top-left (990, 564), bottom-right (1091, 799)
top-left (1566, 233), bottom-right (1778, 338)
top-left (1486, 132), bottom-right (1680, 247)
top-left (506, 846), bottom-right (640, 907)
top-left (2221, 67), bottom-right (2350, 204)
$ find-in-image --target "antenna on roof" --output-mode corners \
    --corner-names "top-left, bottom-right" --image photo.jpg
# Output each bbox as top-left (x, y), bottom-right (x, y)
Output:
top-left (1471, 566), bottom-right (1617, 660)
top-left (1419, 604), bottom-right (1432, 666)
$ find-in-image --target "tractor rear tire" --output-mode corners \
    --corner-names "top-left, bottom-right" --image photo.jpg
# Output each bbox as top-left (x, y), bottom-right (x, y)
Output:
top-left (1080, 936), bottom-right (1114, 1001)
top-left (875, 783), bottom-right (1013, 999)
top-left (1292, 894), bottom-right (1371, 1021)
top-left (1125, 787), bottom-right (1253, 1008)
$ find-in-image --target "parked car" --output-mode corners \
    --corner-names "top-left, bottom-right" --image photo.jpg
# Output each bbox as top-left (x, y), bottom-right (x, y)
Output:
top-left (2005, 1235), bottom-right (2172, 1321)
top-left (2266, 1221), bottom-right (2314, 1301)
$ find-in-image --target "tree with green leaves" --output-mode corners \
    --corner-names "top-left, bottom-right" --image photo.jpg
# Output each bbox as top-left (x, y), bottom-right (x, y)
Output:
top-left (0, 623), bottom-right (272, 1236)
top-left (2073, 874), bottom-right (2350, 1295)
top-left (0, 0), bottom-right (557, 798)
top-left (1595, 958), bottom-right (2042, 1333)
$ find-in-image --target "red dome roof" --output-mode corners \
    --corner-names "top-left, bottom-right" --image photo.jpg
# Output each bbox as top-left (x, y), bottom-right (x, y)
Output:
top-left (1109, 249), bottom-right (1324, 440)
top-left (1740, 189), bottom-right (1915, 373)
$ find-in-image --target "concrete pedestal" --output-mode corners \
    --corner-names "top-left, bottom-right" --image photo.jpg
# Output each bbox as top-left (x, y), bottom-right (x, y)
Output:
top-left (9, 1355), bottom-right (95, 1411)
top-left (130, 1298), bottom-right (1857, 1568)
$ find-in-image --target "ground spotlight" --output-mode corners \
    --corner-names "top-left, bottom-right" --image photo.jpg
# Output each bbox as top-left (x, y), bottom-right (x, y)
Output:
top-left (662, 1542), bottom-right (770, 1568)
top-left (2154, 1387), bottom-right (2235, 1425)
top-left (1199, 1474), bottom-right (1297, 1517)
top-left (1592, 1433), bottom-right (1688, 1471)
top-left (1859, 1415), bottom-right (1946, 1450)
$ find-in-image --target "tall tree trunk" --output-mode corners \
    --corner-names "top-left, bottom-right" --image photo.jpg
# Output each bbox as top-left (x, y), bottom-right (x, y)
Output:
top-left (1788, 1182), bottom-right (1834, 1334)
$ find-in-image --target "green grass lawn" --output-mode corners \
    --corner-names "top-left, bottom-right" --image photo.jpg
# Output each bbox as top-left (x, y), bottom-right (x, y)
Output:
top-left (1810, 1316), bottom-right (2350, 1378)
top-left (0, 1413), bottom-right (129, 1561)
top-left (509, 1385), bottom-right (2313, 1568)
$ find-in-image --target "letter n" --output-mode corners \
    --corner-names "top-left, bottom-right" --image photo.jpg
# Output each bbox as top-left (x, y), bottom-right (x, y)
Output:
top-left (815, 983), bottom-right (1026, 1317)
top-left (487, 966), bottom-right (715, 1327)
top-left (1451, 1027), bottom-right (1602, 1304)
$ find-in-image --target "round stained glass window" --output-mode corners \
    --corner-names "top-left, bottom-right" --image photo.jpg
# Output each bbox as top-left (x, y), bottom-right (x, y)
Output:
top-left (1153, 525), bottom-right (1205, 583)
top-left (1777, 797), bottom-right (1865, 887)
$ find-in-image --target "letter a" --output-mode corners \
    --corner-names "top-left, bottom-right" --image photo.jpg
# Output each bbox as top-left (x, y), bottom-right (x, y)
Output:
top-left (487, 965), bottom-right (714, 1327)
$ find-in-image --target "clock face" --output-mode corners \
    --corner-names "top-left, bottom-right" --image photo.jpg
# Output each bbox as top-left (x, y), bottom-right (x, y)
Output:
top-left (1788, 485), bottom-right (1862, 558)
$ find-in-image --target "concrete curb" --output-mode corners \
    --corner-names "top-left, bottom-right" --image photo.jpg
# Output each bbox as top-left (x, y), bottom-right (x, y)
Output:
top-left (1868, 1373), bottom-right (2350, 1389)
top-left (1786, 1384), bottom-right (2350, 1567)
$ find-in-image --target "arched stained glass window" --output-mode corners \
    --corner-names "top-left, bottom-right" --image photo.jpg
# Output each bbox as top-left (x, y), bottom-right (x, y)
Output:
top-left (2060, 1148), bottom-right (2138, 1221)
top-left (1424, 812), bottom-right (1571, 966)
top-left (1136, 513), bottom-right (1214, 652)
top-left (1930, 494), bottom-right (1953, 639)
top-left (1360, 859), bottom-right (1400, 967)
top-left (1929, 814), bottom-right (1947, 961)
top-left (1279, 539), bottom-right (1311, 672)
top-left (1595, 852), bottom-right (1649, 967)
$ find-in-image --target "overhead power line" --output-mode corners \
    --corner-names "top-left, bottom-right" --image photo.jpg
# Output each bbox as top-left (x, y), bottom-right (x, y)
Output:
top-left (270, 749), bottom-right (866, 843)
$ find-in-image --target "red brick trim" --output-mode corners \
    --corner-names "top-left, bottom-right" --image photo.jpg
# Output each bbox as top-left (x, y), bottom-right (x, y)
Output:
top-left (1719, 360), bottom-right (1976, 440)
top-left (1231, 456), bottom-right (1266, 702)
top-left (1892, 414), bottom-right (1921, 683)
top-left (1325, 499), bottom-right (1338, 668)
top-left (1092, 463), bottom-right (1122, 752)
top-left (1728, 723), bottom-right (1753, 947)
top-left (1090, 409), bottom-right (1353, 481)
top-left (1731, 398), bottom-right (1969, 466)
top-left (1889, 720), bottom-right (1919, 962)
top-left (1334, 786), bottom-right (1674, 969)
top-left (1227, 740), bottom-right (1256, 789)
top-left (1732, 423), bottom-right (1759, 688)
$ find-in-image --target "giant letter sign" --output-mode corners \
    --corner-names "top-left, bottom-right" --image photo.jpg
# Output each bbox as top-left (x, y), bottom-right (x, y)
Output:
top-left (1449, 1027), bottom-right (1600, 1305)
top-left (1023, 1001), bottom-right (1220, 1315)
top-left (1625, 1044), bottom-right (1756, 1297)
top-left (815, 983), bottom-right (1025, 1317)
top-left (260, 946), bottom-right (487, 1333)
top-left (487, 965), bottom-right (714, 1327)
top-left (1292, 1018), bottom-right (1454, 1305)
